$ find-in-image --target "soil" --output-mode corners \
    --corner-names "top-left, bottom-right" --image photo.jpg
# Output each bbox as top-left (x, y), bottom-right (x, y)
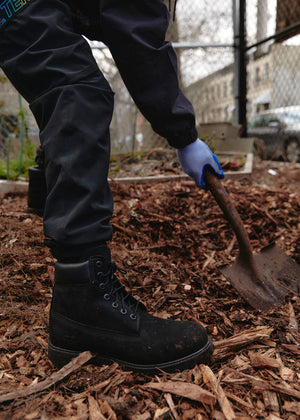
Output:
top-left (0, 157), bottom-right (300, 419)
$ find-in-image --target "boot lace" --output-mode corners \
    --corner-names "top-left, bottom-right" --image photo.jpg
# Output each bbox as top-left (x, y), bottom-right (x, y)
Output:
top-left (96, 262), bottom-right (140, 320)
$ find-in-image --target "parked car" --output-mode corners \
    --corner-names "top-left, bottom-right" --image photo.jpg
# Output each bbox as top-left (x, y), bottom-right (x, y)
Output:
top-left (247, 106), bottom-right (300, 162)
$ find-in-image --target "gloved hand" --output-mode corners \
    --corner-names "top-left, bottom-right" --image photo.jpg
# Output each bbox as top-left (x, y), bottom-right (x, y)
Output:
top-left (177, 138), bottom-right (224, 189)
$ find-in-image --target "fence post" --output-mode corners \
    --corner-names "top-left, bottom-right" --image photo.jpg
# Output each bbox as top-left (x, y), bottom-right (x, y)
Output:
top-left (233, 0), bottom-right (247, 136)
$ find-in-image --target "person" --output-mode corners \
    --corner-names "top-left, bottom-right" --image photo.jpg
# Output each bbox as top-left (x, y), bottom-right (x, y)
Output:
top-left (0, 0), bottom-right (224, 372)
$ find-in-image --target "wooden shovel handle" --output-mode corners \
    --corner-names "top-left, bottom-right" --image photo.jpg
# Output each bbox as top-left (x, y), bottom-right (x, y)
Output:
top-left (203, 167), bottom-right (254, 261)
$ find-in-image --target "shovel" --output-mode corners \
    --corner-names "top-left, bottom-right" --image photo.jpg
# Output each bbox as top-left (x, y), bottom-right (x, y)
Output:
top-left (203, 167), bottom-right (300, 311)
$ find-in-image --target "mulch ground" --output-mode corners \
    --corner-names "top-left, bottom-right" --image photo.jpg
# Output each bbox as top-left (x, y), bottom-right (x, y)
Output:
top-left (0, 159), bottom-right (300, 419)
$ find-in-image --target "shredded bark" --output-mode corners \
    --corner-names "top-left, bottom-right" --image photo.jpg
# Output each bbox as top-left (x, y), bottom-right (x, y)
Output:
top-left (0, 159), bottom-right (299, 419)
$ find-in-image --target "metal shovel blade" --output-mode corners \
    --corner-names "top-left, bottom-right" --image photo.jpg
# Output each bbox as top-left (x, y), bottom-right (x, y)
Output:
top-left (221, 243), bottom-right (300, 310)
top-left (204, 168), bottom-right (300, 311)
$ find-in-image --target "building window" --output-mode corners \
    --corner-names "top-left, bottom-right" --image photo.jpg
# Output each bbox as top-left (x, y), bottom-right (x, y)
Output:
top-left (247, 72), bottom-right (251, 87)
top-left (205, 89), bottom-right (209, 102)
top-left (224, 106), bottom-right (228, 120)
top-left (255, 67), bottom-right (260, 85)
top-left (264, 63), bottom-right (269, 82)
top-left (223, 82), bottom-right (227, 97)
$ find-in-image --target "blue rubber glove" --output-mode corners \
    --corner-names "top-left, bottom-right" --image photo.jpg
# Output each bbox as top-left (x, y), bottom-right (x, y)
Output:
top-left (177, 138), bottom-right (224, 189)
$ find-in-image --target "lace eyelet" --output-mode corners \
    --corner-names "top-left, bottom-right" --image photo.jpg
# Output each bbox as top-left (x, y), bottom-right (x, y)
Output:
top-left (97, 271), bottom-right (103, 277)
top-left (130, 313), bottom-right (137, 320)
top-left (96, 260), bottom-right (102, 267)
top-left (120, 308), bottom-right (127, 315)
top-left (112, 302), bottom-right (118, 308)
top-left (104, 294), bottom-right (110, 301)
top-left (99, 282), bottom-right (105, 289)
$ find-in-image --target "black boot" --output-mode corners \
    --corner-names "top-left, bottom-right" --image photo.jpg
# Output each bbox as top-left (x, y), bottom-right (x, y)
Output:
top-left (48, 248), bottom-right (213, 372)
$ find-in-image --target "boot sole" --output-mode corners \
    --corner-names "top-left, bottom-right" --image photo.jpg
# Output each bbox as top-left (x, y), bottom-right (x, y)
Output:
top-left (48, 338), bottom-right (213, 373)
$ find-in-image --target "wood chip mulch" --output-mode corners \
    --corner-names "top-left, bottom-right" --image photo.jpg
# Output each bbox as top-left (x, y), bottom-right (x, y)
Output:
top-left (0, 162), bottom-right (300, 419)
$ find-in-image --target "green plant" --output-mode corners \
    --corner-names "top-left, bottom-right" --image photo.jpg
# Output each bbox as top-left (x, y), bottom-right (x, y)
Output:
top-left (0, 95), bottom-right (36, 179)
top-left (0, 138), bottom-right (36, 179)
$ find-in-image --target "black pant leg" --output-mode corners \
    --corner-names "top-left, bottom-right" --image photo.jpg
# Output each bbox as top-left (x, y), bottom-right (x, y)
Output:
top-left (0, 0), bottom-right (114, 254)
